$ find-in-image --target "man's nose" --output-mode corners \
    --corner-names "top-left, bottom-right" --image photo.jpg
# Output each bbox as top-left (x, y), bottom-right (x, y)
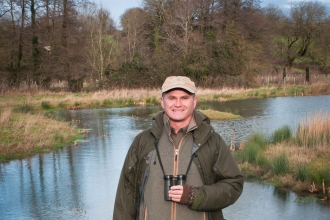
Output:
top-left (174, 99), bottom-right (182, 106)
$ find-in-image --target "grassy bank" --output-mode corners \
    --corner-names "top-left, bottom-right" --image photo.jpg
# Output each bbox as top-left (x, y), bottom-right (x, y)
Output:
top-left (0, 84), bottom-right (329, 160)
top-left (0, 108), bottom-right (80, 162)
top-left (234, 111), bottom-right (330, 202)
top-left (1, 83), bottom-right (330, 111)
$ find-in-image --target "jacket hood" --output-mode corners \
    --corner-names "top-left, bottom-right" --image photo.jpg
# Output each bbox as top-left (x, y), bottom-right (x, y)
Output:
top-left (150, 109), bottom-right (213, 146)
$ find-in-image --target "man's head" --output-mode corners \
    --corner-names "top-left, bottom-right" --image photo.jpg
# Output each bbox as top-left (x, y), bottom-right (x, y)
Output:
top-left (161, 76), bottom-right (197, 130)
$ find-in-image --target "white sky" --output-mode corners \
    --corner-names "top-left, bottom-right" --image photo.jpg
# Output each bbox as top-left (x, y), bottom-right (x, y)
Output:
top-left (94, 0), bottom-right (330, 27)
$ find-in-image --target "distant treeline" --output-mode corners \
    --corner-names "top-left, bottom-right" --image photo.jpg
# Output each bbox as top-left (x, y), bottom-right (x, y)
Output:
top-left (0, 0), bottom-right (329, 92)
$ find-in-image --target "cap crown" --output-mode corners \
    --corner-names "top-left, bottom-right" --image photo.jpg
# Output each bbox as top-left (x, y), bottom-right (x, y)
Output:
top-left (161, 76), bottom-right (196, 94)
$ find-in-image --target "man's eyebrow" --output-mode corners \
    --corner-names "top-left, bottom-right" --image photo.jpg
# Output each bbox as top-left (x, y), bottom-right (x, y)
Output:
top-left (167, 94), bottom-right (191, 98)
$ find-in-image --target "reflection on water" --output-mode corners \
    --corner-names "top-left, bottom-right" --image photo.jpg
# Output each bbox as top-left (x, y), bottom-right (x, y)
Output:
top-left (1, 96), bottom-right (330, 219)
top-left (203, 95), bottom-right (330, 146)
top-left (224, 181), bottom-right (330, 220)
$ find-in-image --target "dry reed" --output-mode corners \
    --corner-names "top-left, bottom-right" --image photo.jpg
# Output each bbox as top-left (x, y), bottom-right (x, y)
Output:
top-left (296, 111), bottom-right (330, 148)
top-left (237, 111), bottom-right (330, 193)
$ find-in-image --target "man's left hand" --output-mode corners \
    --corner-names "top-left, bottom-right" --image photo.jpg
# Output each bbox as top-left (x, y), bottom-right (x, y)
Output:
top-left (168, 185), bottom-right (183, 202)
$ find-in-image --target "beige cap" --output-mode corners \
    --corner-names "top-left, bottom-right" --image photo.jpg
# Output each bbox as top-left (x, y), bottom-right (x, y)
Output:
top-left (161, 76), bottom-right (196, 94)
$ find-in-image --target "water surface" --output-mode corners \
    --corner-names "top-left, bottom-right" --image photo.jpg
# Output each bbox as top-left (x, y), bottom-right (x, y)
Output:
top-left (1, 95), bottom-right (330, 219)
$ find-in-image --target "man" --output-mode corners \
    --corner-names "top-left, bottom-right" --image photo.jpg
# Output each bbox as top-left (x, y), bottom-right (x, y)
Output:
top-left (113, 76), bottom-right (243, 220)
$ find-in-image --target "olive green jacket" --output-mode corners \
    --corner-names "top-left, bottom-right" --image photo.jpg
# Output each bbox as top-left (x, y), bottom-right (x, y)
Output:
top-left (113, 110), bottom-right (244, 220)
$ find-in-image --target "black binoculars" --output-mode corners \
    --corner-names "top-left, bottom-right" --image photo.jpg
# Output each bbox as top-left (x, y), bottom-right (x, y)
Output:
top-left (163, 174), bottom-right (186, 201)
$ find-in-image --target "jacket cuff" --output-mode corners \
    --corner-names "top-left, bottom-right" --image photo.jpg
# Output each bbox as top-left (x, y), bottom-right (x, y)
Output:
top-left (189, 188), bottom-right (201, 210)
top-left (179, 184), bottom-right (195, 205)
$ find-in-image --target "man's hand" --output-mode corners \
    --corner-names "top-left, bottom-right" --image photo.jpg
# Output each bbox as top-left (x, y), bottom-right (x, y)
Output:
top-left (168, 185), bottom-right (183, 202)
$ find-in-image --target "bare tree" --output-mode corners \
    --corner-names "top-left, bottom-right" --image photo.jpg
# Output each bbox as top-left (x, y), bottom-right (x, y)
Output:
top-left (121, 7), bottom-right (146, 62)
top-left (0, 0), bottom-right (11, 18)
top-left (82, 4), bottom-right (117, 88)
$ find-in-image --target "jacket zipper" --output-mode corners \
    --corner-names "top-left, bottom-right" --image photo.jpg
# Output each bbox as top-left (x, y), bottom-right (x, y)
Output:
top-left (171, 134), bottom-right (187, 220)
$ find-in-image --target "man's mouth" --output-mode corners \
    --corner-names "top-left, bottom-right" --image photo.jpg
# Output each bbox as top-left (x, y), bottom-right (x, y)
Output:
top-left (172, 109), bottom-right (184, 112)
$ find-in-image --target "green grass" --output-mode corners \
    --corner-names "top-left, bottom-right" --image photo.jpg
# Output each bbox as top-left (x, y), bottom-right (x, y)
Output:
top-left (58, 102), bottom-right (67, 109)
top-left (146, 96), bottom-right (158, 105)
top-left (234, 133), bottom-right (269, 164)
top-left (271, 153), bottom-right (290, 175)
top-left (13, 105), bottom-right (34, 113)
top-left (295, 163), bottom-right (310, 182)
top-left (41, 101), bottom-right (52, 110)
top-left (271, 125), bottom-right (292, 144)
top-left (198, 109), bottom-right (241, 120)
top-left (248, 133), bottom-right (269, 149)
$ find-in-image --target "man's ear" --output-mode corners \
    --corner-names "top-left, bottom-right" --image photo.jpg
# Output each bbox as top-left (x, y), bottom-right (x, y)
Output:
top-left (161, 97), bottom-right (164, 109)
top-left (193, 96), bottom-right (197, 108)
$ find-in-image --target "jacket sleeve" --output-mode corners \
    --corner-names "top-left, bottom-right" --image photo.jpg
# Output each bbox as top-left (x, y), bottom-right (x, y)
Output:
top-left (113, 136), bottom-right (140, 220)
top-left (190, 134), bottom-right (244, 211)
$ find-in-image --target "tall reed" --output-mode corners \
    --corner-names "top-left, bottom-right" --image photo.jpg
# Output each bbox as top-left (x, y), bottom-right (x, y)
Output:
top-left (295, 111), bottom-right (330, 148)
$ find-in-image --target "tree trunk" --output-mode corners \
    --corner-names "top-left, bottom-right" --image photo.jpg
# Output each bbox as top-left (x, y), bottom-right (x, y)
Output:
top-left (283, 67), bottom-right (286, 83)
top-left (15, 0), bottom-right (26, 88)
top-left (306, 66), bottom-right (310, 83)
top-left (31, 0), bottom-right (40, 88)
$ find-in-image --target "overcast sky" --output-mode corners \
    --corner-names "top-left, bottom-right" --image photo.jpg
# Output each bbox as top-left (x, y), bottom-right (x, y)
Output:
top-left (94, 0), bottom-right (330, 27)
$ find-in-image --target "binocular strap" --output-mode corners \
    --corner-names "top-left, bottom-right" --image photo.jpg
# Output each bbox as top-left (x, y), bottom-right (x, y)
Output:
top-left (154, 141), bottom-right (195, 176)
top-left (136, 150), bottom-right (153, 220)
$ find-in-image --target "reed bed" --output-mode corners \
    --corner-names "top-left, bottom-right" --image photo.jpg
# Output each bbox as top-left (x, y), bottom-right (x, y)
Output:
top-left (295, 111), bottom-right (330, 148)
top-left (0, 109), bottom-right (78, 159)
top-left (235, 111), bottom-right (330, 199)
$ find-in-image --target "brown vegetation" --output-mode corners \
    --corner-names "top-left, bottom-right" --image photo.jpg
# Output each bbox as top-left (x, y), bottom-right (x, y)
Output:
top-left (0, 1), bottom-right (329, 92)
top-left (235, 111), bottom-right (330, 202)
top-left (0, 108), bottom-right (78, 159)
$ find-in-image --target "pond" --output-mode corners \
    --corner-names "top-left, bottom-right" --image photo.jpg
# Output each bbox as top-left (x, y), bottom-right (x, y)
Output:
top-left (1, 95), bottom-right (330, 219)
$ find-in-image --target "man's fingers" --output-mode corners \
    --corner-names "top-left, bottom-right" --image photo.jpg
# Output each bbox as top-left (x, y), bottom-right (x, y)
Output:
top-left (170, 185), bottom-right (183, 190)
top-left (168, 185), bottom-right (183, 201)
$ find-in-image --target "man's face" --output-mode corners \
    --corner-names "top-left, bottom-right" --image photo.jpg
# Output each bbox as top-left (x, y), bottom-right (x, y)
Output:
top-left (161, 89), bottom-right (197, 127)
